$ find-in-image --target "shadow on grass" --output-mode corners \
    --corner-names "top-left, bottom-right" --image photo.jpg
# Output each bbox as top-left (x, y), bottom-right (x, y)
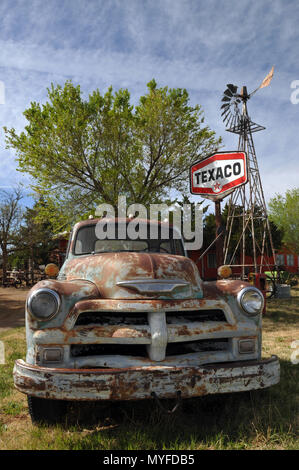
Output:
top-left (48, 358), bottom-right (297, 450)
top-left (265, 300), bottom-right (299, 324)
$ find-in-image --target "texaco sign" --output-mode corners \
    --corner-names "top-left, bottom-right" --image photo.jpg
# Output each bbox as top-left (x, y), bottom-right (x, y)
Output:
top-left (190, 151), bottom-right (248, 201)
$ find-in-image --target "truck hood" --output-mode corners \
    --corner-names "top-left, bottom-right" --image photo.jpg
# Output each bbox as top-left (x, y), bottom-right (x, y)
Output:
top-left (59, 252), bottom-right (203, 300)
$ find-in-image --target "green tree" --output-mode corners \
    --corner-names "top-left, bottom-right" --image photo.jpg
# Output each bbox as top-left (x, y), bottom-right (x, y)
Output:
top-left (268, 188), bottom-right (299, 253)
top-left (10, 202), bottom-right (56, 282)
top-left (4, 80), bottom-right (221, 231)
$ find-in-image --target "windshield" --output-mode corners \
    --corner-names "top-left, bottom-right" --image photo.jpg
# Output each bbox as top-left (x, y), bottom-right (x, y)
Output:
top-left (73, 224), bottom-right (184, 256)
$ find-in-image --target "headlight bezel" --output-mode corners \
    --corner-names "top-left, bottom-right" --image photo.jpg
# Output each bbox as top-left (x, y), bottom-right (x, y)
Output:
top-left (237, 286), bottom-right (264, 316)
top-left (27, 288), bottom-right (61, 321)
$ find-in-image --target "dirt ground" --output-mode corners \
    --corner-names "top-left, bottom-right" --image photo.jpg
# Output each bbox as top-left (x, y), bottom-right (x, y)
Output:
top-left (0, 287), bottom-right (29, 331)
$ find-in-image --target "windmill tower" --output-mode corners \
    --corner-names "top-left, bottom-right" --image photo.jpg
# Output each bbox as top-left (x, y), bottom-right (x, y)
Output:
top-left (220, 68), bottom-right (276, 279)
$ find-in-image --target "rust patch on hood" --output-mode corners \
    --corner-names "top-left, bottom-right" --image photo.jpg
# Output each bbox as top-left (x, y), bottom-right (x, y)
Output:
top-left (61, 252), bottom-right (202, 300)
top-left (28, 278), bottom-right (99, 298)
top-left (203, 280), bottom-right (251, 299)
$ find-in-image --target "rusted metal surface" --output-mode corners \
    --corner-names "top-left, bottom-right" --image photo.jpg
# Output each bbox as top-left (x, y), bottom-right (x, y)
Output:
top-left (26, 279), bottom-right (100, 330)
top-left (32, 321), bottom-right (256, 346)
top-left (202, 279), bottom-right (251, 299)
top-left (29, 278), bottom-right (100, 298)
top-left (14, 356), bottom-right (280, 401)
top-left (14, 217), bottom-right (280, 406)
top-left (59, 252), bottom-right (202, 300)
top-left (67, 297), bottom-right (236, 325)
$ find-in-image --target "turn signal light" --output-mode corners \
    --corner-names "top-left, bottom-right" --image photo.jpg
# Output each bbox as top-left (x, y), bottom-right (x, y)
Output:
top-left (45, 263), bottom-right (59, 278)
top-left (217, 265), bottom-right (232, 279)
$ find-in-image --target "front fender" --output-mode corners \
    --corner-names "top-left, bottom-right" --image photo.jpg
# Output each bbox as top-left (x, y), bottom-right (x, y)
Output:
top-left (26, 279), bottom-right (99, 330)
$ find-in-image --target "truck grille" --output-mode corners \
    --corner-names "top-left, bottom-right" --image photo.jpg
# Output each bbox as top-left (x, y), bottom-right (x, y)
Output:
top-left (70, 339), bottom-right (228, 358)
top-left (74, 309), bottom-right (226, 327)
top-left (166, 338), bottom-right (229, 356)
top-left (71, 344), bottom-right (147, 357)
top-left (71, 308), bottom-right (230, 366)
top-left (166, 310), bottom-right (226, 323)
top-left (75, 312), bottom-right (148, 326)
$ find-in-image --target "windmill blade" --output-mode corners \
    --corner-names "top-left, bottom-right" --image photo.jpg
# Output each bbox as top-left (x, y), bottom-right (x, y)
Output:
top-left (221, 107), bottom-right (230, 120)
top-left (231, 114), bottom-right (237, 129)
top-left (220, 83), bottom-right (241, 127)
top-left (226, 83), bottom-right (238, 94)
top-left (226, 113), bottom-right (234, 128)
top-left (224, 112), bottom-right (232, 125)
top-left (223, 88), bottom-right (233, 98)
top-left (223, 114), bottom-right (230, 127)
top-left (221, 106), bottom-right (230, 116)
top-left (223, 114), bottom-right (230, 125)
top-left (249, 66), bottom-right (274, 98)
top-left (221, 109), bottom-right (230, 121)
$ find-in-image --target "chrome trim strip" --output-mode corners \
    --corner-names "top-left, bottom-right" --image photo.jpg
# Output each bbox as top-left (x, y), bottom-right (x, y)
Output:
top-left (116, 278), bottom-right (190, 294)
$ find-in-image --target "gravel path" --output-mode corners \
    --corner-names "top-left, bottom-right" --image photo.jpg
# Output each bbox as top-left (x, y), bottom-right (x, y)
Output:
top-left (0, 287), bottom-right (29, 331)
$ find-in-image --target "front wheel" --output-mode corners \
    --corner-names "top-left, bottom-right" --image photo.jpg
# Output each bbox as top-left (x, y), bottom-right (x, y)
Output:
top-left (27, 395), bottom-right (68, 424)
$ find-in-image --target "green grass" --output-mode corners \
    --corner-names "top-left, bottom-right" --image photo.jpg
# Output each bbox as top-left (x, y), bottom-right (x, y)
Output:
top-left (0, 291), bottom-right (298, 450)
top-left (0, 328), bottom-right (26, 400)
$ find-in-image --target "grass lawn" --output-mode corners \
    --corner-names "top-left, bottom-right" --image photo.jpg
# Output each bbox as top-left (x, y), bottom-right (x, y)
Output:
top-left (0, 289), bottom-right (298, 450)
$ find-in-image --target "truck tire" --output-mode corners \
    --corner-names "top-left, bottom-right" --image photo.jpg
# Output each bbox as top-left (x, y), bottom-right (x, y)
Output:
top-left (27, 395), bottom-right (68, 424)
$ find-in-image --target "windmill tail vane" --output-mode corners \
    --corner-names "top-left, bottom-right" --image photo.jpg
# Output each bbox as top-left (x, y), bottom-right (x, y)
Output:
top-left (249, 66), bottom-right (274, 98)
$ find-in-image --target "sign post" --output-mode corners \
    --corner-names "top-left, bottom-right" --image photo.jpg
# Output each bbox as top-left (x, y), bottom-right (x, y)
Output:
top-left (215, 200), bottom-right (224, 267)
top-left (190, 151), bottom-right (248, 271)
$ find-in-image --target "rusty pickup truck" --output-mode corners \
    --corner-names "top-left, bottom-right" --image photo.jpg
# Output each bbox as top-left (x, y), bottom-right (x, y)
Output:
top-left (13, 218), bottom-right (280, 423)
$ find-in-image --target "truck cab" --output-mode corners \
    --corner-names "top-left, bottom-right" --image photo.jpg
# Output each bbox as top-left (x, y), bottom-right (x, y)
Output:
top-left (14, 218), bottom-right (280, 423)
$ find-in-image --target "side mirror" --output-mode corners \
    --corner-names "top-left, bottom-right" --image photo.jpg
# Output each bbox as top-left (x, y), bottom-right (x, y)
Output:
top-left (45, 263), bottom-right (59, 278)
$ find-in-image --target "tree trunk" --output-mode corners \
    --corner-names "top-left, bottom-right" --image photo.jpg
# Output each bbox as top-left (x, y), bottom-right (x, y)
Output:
top-left (30, 245), bottom-right (35, 285)
top-left (2, 247), bottom-right (8, 286)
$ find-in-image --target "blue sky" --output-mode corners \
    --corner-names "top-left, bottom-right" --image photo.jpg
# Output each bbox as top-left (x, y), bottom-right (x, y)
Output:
top-left (0, 0), bottom-right (298, 207)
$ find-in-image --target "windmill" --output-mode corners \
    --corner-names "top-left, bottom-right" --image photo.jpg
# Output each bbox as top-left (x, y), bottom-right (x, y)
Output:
top-left (220, 67), bottom-right (277, 280)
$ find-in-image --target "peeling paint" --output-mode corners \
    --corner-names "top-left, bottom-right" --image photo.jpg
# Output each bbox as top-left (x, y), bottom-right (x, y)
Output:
top-left (14, 356), bottom-right (280, 401)
top-left (14, 218), bottom-right (280, 403)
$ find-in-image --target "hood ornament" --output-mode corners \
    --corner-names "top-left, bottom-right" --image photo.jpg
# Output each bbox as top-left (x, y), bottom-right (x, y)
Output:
top-left (116, 279), bottom-right (190, 295)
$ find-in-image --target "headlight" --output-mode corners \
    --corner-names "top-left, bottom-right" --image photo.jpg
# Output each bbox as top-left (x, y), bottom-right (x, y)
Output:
top-left (27, 288), bottom-right (60, 321)
top-left (237, 287), bottom-right (264, 316)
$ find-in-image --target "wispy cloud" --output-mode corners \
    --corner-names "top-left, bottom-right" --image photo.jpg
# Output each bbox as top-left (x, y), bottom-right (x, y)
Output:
top-left (0, 0), bottom-right (298, 203)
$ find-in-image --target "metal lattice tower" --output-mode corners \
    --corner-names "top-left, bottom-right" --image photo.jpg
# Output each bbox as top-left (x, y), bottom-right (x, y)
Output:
top-left (221, 79), bottom-right (276, 279)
